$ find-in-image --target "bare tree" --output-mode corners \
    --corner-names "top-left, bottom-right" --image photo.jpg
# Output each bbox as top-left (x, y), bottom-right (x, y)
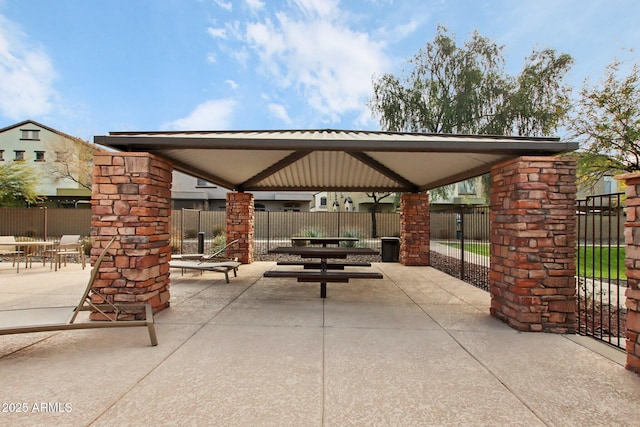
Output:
top-left (42, 135), bottom-right (96, 190)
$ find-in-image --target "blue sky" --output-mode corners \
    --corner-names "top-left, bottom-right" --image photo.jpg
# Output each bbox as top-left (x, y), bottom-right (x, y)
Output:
top-left (0, 0), bottom-right (638, 141)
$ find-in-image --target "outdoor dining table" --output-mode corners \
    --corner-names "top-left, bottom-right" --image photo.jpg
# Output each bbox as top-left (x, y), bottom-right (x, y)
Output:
top-left (265, 246), bottom-right (382, 298)
top-left (14, 241), bottom-right (55, 273)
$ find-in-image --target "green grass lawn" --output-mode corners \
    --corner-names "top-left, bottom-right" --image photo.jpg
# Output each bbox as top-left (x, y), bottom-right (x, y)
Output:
top-left (442, 242), bottom-right (490, 257)
top-left (577, 246), bottom-right (626, 280)
top-left (441, 241), bottom-right (626, 279)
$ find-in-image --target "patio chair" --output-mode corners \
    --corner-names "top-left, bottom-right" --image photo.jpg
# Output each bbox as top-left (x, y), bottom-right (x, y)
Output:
top-left (170, 238), bottom-right (241, 283)
top-left (0, 237), bottom-right (158, 346)
top-left (0, 236), bottom-right (24, 267)
top-left (48, 235), bottom-right (86, 271)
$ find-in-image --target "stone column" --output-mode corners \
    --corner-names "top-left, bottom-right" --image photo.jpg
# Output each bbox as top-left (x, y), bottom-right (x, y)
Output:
top-left (490, 156), bottom-right (576, 333)
top-left (90, 151), bottom-right (172, 318)
top-left (614, 172), bottom-right (640, 375)
top-left (400, 193), bottom-right (430, 266)
top-left (226, 192), bottom-right (254, 264)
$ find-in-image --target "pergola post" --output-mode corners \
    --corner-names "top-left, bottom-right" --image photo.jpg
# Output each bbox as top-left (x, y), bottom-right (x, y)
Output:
top-left (226, 192), bottom-right (254, 264)
top-left (489, 156), bottom-right (577, 333)
top-left (90, 151), bottom-right (172, 317)
top-left (614, 172), bottom-right (640, 375)
top-left (400, 193), bottom-right (430, 266)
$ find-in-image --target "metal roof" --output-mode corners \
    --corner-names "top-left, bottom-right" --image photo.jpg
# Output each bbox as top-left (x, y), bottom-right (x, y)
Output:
top-left (95, 129), bottom-right (577, 193)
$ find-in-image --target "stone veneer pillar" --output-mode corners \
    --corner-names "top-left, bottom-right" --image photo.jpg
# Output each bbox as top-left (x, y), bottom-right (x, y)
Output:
top-left (614, 171), bottom-right (640, 375)
top-left (226, 192), bottom-right (254, 264)
top-left (490, 156), bottom-right (577, 333)
top-left (400, 193), bottom-right (430, 266)
top-left (90, 151), bottom-right (172, 319)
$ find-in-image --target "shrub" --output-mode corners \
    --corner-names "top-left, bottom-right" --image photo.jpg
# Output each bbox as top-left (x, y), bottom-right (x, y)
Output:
top-left (184, 229), bottom-right (198, 239)
top-left (340, 229), bottom-right (361, 247)
top-left (212, 225), bottom-right (225, 237)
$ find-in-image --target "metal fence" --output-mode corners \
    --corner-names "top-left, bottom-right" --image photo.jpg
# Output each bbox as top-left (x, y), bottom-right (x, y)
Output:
top-left (576, 193), bottom-right (627, 349)
top-left (429, 205), bottom-right (490, 290)
top-left (1, 198), bottom-right (630, 349)
top-left (169, 209), bottom-right (400, 255)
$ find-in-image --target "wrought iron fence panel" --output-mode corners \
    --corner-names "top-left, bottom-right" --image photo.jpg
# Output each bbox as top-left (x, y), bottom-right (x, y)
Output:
top-left (429, 205), bottom-right (490, 291)
top-left (576, 193), bottom-right (626, 349)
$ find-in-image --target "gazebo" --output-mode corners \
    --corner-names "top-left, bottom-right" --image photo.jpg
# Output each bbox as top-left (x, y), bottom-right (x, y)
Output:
top-left (93, 129), bottom-right (578, 335)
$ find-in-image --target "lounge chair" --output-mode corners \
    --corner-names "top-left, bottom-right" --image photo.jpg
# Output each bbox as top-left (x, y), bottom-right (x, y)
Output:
top-left (170, 239), bottom-right (241, 283)
top-left (0, 237), bottom-right (158, 346)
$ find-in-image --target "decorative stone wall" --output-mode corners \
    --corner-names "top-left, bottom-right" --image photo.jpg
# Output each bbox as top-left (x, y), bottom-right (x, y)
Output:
top-left (400, 193), bottom-right (430, 266)
top-left (614, 171), bottom-right (640, 375)
top-left (490, 156), bottom-right (576, 333)
top-left (90, 151), bottom-right (172, 319)
top-left (226, 192), bottom-right (254, 264)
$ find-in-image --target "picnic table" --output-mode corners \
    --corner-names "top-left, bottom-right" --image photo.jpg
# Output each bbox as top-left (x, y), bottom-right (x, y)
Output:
top-left (290, 236), bottom-right (359, 247)
top-left (264, 245), bottom-right (382, 298)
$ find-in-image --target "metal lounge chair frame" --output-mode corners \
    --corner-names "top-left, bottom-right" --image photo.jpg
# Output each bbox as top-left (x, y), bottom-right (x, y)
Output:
top-left (0, 237), bottom-right (158, 346)
top-left (170, 238), bottom-right (241, 283)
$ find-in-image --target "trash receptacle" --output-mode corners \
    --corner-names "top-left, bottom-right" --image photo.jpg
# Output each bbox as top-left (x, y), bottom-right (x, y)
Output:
top-left (381, 237), bottom-right (400, 262)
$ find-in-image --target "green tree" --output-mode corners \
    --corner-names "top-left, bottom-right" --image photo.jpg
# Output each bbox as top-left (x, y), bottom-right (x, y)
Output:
top-left (369, 25), bottom-right (573, 199)
top-left (0, 161), bottom-right (41, 206)
top-left (43, 134), bottom-right (96, 190)
top-left (568, 59), bottom-right (640, 189)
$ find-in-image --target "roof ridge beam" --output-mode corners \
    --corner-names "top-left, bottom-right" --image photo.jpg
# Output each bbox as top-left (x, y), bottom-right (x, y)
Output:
top-left (347, 152), bottom-right (420, 193)
top-left (239, 150), bottom-right (312, 191)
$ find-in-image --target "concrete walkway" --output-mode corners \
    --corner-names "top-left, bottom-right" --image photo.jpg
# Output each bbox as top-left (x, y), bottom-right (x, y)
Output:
top-left (0, 260), bottom-right (638, 426)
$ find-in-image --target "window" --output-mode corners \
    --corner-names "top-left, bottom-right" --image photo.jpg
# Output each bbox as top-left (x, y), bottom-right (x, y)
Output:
top-left (458, 179), bottom-right (476, 195)
top-left (14, 150), bottom-right (25, 161)
top-left (20, 129), bottom-right (40, 140)
top-left (196, 179), bottom-right (215, 187)
top-left (0, 150), bottom-right (4, 161)
top-left (320, 197), bottom-right (327, 206)
top-left (35, 151), bottom-right (45, 162)
top-left (604, 176), bottom-right (617, 194)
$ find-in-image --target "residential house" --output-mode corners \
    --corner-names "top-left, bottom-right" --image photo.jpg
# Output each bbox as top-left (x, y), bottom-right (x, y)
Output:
top-left (172, 171), bottom-right (315, 211)
top-left (311, 192), bottom-right (397, 212)
top-left (0, 120), bottom-right (94, 207)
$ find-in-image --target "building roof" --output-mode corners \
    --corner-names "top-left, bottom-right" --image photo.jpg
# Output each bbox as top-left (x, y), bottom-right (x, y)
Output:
top-left (95, 129), bottom-right (577, 192)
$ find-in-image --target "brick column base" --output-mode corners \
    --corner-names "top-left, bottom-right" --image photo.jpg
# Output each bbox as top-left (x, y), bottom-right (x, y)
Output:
top-left (490, 156), bottom-right (577, 333)
top-left (615, 172), bottom-right (640, 375)
top-left (226, 192), bottom-right (254, 264)
top-left (91, 152), bottom-right (172, 319)
top-left (400, 193), bottom-right (430, 266)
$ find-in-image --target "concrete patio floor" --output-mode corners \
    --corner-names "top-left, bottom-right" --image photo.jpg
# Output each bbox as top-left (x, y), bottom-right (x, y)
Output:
top-left (1, 260), bottom-right (639, 426)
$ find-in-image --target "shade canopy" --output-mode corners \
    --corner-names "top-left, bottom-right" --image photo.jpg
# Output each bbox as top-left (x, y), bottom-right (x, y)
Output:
top-left (95, 129), bottom-right (577, 193)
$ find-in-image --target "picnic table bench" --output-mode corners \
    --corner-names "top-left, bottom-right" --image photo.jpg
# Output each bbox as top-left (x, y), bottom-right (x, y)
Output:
top-left (266, 245), bottom-right (382, 298)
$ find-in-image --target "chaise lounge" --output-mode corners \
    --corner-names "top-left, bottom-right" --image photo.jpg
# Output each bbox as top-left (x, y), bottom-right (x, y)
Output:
top-left (0, 237), bottom-right (158, 346)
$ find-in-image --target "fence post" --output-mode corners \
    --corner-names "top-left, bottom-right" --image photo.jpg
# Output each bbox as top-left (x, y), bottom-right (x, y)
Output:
top-left (459, 207), bottom-right (465, 281)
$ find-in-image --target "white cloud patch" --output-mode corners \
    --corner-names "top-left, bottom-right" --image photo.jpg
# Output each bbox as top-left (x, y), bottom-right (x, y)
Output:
top-left (0, 14), bottom-right (57, 120)
top-left (245, 0), bottom-right (265, 12)
top-left (268, 103), bottom-right (292, 124)
top-left (214, 0), bottom-right (232, 12)
top-left (207, 27), bottom-right (227, 39)
top-left (164, 99), bottom-right (237, 130)
top-left (244, 6), bottom-right (389, 123)
top-left (225, 79), bottom-right (238, 89)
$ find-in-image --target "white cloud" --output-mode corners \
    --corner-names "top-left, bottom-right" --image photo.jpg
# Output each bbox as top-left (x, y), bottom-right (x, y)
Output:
top-left (0, 14), bottom-right (57, 120)
top-left (244, 6), bottom-right (389, 123)
top-left (225, 79), bottom-right (238, 89)
top-left (164, 99), bottom-right (237, 130)
top-left (268, 103), bottom-right (292, 124)
top-left (245, 0), bottom-right (265, 12)
top-left (207, 27), bottom-right (227, 39)
top-left (214, 0), bottom-right (232, 12)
